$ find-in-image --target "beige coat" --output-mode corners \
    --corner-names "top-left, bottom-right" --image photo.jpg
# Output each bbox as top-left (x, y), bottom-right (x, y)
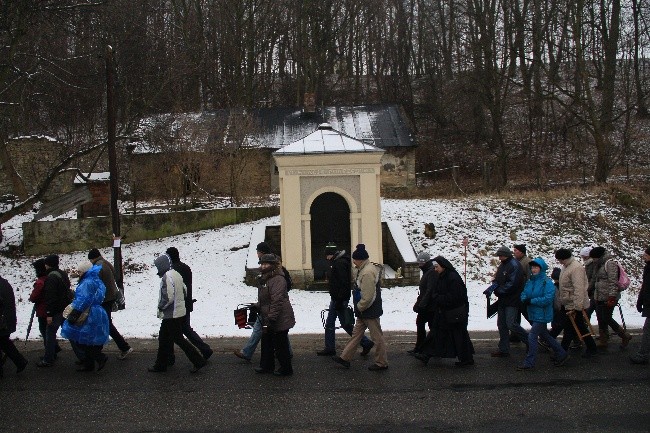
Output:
top-left (559, 257), bottom-right (590, 310)
top-left (353, 260), bottom-right (381, 313)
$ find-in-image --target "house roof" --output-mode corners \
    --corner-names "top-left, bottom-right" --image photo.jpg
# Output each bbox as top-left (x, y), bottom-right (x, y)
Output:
top-left (130, 104), bottom-right (415, 154)
top-left (274, 123), bottom-right (384, 155)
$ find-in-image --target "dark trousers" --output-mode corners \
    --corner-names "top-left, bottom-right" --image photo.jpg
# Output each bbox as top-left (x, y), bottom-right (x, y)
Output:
top-left (0, 334), bottom-right (27, 370)
top-left (562, 310), bottom-right (597, 353)
top-left (102, 302), bottom-right (130, 352)
top-left (415, 312), bottom-right (434, 351)
top-left (155, 317), bottom-right (205, 369)
top-left (182, 312), bottom-right (212, 356)
top-left (79, 344), bottom-right (106, 370)
top-left (260, 329), bottom-right (292, 374)
top-left (595, 302), bottom-right (623, 334)
top-left (38, 316), bottom-right (61, 351)
top-left (43, 313), bottom-right (64, 364)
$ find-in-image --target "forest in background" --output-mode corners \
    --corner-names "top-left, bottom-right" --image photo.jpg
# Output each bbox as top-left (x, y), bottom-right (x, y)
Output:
top-left (1, 0), bottom-right (650, 196)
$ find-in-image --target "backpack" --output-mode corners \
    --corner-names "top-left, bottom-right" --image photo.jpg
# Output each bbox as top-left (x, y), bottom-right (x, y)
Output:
top-left (281, 266), bottom-right (292, 291)
top-left (607, 259), bottom-right (631, 291)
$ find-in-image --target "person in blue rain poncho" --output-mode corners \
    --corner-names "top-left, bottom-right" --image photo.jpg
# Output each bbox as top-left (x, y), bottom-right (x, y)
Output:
top-left (61, 262), bottom-right (110, 372)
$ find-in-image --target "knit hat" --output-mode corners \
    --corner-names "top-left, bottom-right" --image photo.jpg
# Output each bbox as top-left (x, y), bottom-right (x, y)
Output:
top-left (256, 242), bottom-right (271, 254)
top-left (88, 248), bottom-right (101, 260)
top-left (352, 244), bottom-right (369, 260)
top-left (324, 243), bottom-right (338, 256)
top-left (76, 261), bottom-right (92, 276)
top-left (493, 246), bottom-right (513, 257)
top-left (258, 253), bottom-right (279, 264)
top-left (513, 244), bottom-right (526, 255)
top-left (417, 251), bottom-right (431, 264)
top-left (44, 255), bottom-right (60, 268)
top-left (33, 258), bottom-right (47, 278)
top-left (554, 248), bottom-right (573, 260)
top-left (154, 254), bottom-right (171, 277)
top-left (579, 246), bottom-right (593, 258)
top-left (165, 247), bottom-right (180, 262)
top-left (589, 246), bottom-right (606, 259)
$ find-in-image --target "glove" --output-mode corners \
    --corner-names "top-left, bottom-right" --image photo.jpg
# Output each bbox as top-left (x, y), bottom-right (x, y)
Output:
top-left (483, 282), bottom-right (498, 297)
top-left (637, 299), bottom-right (644, 313)
top-left (66, 308), bottom-right (82, 325)
top-left (607, 296), bottom-right (617, 308)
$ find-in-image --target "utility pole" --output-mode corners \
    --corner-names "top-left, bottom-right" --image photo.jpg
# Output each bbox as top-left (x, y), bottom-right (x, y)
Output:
top-left (106, 45), bottom-right (123, 291)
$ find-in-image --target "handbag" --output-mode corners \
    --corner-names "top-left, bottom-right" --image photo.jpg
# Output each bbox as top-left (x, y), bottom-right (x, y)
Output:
top-left (444, 303), bottom-right (468, 324)
top-left (63, 303), bottom-right (90, 326)
top-left (340, 306), bottom-right (355, 328)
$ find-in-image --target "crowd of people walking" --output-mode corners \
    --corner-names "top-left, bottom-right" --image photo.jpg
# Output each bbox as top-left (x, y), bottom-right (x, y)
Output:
top-left (0, 242), bottom-right (649, 378)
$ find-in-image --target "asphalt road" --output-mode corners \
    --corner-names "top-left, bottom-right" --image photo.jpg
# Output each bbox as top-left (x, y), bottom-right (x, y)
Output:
top-left (1, 331), bottom-right (649, 433)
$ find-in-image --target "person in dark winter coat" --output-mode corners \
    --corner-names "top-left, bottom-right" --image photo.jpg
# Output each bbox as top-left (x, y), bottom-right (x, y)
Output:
top-left (61, 262), bottom-right (110, 372)
top-left (38, 255), bottom-right (72, 367)
top-left (517, 257), bottom-right (568, 370)
top-left (485, 246), bottom-right (528, 357)
top-left (165, 247), bottom-right (213, 362)
top-left (630, 247), bottom-right (650, 364)
top-left (416, 256), bottom-right (474, 367)
top-left (317, 243), bottom-right (373, 356)
top-left (29, 258), bottom-right (61, 353)
top-left (255, 254), bottom-right (295, 376)
top-left (88, 248), bottom-right (133, 360)
top-left (409, 251), bottom-right (438, 355)
top-left (148, 254), bottom-right (207, 373)
top-left (0, 274), bottom-right (29, 377)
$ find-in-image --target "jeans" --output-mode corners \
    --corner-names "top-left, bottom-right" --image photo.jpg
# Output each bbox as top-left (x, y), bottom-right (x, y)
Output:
top-left (323, 299), bottom-right (372, 351)
top-left (38, 316), bottom-right (61, 351)
top-left (43, 313), bottom-right (64, 364)
top-left (638, 316), bottom-right (650, 358)
top-left (497, 305), bottom-right (529, 354)
top-left (243, 316), bottom-right (293, 360)
top-left (102, 302), bottom-right (131, 352)
top-left (524, 322), bottom-right (566, 367)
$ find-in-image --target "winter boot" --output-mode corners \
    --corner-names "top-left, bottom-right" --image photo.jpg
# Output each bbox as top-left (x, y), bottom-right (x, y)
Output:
top-left (617, 329), bottom-right (632, 349)
top-left (596, 330), bottom-right (609, 350)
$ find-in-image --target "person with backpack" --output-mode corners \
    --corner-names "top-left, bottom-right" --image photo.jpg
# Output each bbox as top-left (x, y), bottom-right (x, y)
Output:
top-left (590, 246), bottom-right (632, 350)
top-left (630, 246), bottom-right (650, 365)
top-left (333, 244), bottom-right (388, 371)
top-left (88, 249), bottom-right (133, 360)
top-left (29, 258), bottom-right (62, 354)
top-left (37, 254), bottom-right (72, 367)
top-left (316, 243), bottom-right (373, 357)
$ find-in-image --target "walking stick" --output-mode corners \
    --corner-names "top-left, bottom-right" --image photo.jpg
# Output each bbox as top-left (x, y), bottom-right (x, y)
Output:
top-left (617, 303), bottom-right (627, 332)
top-left (24, 305), bottom-right (36, 347)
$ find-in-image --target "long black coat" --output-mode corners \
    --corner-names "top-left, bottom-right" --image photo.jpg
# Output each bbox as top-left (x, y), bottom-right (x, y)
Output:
top-left (0, 276), bottom-right (17, 336)
top-left (638, 261), bottom-right (650, 317)
top-left (421, 257), bottom-right (474, 362)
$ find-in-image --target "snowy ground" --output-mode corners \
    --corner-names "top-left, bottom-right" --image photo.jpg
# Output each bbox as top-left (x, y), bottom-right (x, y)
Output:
top-left (0, 194), bottom-right (646, 341)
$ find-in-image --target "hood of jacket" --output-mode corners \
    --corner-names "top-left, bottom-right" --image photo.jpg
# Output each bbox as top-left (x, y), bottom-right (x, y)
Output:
top-left (529, 257), bottom-right (549, 280)
top-left (154, 254), bottom-right (172, 277)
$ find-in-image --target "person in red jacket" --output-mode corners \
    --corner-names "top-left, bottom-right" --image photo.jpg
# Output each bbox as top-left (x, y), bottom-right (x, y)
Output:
top-left (28, 258), bottom-right (61, 354)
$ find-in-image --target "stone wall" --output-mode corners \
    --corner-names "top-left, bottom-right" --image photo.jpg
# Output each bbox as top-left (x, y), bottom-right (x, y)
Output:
top-left (23, 206), bottom-right (279, 256)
